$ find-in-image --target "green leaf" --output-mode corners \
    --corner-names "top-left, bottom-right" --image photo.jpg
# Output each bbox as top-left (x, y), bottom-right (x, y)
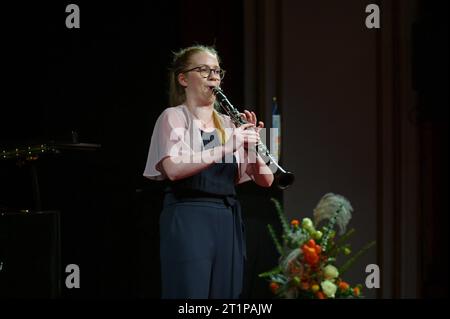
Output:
top-left (328, 228), bottom-right (355, 257)
top-left (267, 224), bottom-right (284, 255)
top-left (339, 241), bottom-right (376, 275)
top-left (335, 228), bottom-right (356, 247)
top-left (258, 266), bottom-right (282, 278)
top-left (270, 198), bottom-right (291, 239)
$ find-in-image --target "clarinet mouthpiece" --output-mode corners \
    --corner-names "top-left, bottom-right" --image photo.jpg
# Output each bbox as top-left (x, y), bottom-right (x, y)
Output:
top-left (210, 86), bottom-right (222, 94)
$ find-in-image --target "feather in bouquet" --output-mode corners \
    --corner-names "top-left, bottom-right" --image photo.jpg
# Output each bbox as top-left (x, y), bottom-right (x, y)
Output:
top-left (259, 193), bottom-right (376, 299)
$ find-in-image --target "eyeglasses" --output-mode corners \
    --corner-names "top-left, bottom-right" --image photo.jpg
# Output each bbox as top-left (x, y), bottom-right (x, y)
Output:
top-left (182, 65), bottom-right (226, 80)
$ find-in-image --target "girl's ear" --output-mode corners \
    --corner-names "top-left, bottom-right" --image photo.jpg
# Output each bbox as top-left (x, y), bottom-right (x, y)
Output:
top-left (177, 72), bottom-right (188, 87)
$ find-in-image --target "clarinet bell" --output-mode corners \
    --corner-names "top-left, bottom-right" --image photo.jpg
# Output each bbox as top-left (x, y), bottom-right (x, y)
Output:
top-left (275, 170), bottom-right (295, 190)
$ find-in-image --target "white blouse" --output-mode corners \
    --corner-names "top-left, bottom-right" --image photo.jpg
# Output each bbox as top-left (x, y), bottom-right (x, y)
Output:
top-left (143, 104), bottom-right (253, 184)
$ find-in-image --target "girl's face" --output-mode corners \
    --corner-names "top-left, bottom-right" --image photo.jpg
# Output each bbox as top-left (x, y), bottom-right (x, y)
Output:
top-left (178, 51), bottom-right (221, 106)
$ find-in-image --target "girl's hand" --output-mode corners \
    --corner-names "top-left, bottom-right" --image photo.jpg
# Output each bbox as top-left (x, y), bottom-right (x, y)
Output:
top-left (241, 110), bottom-right (264, 134)
top-left (224, 123), bottom-right (256, 153)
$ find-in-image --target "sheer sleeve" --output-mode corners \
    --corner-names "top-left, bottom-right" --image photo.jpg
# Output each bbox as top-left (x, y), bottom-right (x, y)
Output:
top-left (143, 107), bottom-right (192, 180)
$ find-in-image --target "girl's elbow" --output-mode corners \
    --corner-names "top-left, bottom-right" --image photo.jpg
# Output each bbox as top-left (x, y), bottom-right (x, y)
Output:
top-left (165, 170), bottom-right (179, 181)
top-left (264, 179), bottom-right (274, 188)
top-left (256, 176), bottom-right (274, 188)
top-left (161, 158), bottom-right (180, 181)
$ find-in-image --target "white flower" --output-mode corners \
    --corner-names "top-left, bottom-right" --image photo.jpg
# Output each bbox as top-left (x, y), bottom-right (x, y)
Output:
top-left (323, 264), bottom-right (339, 280)
top-left (301, 218), bottom-right (315, 233)
top-left (321, 280), bottom-right (337, 298)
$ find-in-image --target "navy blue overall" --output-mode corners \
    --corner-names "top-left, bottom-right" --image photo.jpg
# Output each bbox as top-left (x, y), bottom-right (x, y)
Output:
top-left (159, 130), bottom-right (246, 299)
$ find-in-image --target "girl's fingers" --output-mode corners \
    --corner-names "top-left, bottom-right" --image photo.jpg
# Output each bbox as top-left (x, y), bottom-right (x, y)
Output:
top-left (245, 110), bottom-right (252, 123)
top-left (240, 123), bottom-right (255, 130)
top-left (244, 110), bottom-right (257, 125)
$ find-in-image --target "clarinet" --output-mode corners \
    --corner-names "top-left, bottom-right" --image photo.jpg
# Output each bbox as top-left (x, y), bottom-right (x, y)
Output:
top-left (211, 86), bottom-right (295, 190)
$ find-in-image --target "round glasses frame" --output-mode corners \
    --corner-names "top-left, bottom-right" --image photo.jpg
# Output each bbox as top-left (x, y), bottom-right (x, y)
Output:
top-left (182, 65), bottom-right (226, 80)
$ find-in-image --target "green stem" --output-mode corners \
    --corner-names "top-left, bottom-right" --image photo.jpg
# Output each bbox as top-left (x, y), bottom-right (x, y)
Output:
top-left (339, 241), bottom-right (376, 275)
top-left (267, 224), bottom-right (283, 255)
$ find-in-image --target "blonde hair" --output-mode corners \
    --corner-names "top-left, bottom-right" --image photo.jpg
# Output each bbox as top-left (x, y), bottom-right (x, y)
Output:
top-left (168, 45), bottom-right (226, 145)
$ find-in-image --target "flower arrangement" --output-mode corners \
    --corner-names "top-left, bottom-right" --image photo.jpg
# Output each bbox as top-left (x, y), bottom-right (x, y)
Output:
top-left (259, 193), bottom-right (375, 299)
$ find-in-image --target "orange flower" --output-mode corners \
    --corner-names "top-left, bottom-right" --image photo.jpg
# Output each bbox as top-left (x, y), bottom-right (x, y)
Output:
top-left (289, 262), bottom-right (303, 275)
top-left (307, 239), bottom-right (316, 247)
top-left (291, 219), bottom-right (300, 227)
top-left (302, 239), bottom-right (321, 266)
top-left (315, 291), bottom-right (326, 299)
top-left (353, 287), bottom-right (361, 297)
top-left (315, 244), bottom-right (322, 254)
top-left (339, 281), bottom-right (350, 292)
top-left (270, 282), bottom-right (279, 294)
top-left (300, 281), bottom-right (310, 291)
